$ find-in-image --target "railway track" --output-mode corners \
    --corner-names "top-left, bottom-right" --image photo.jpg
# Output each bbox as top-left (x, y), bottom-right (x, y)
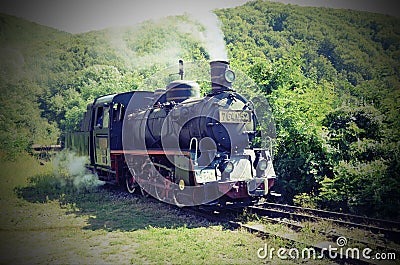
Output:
top-left (185, 208), bottom-right (384, 264)
top-left (248, 203), bottom-right (400, 244)
top-left (259, 214), bottom-right (400, 257)
top-left (183, 203), bottom-right (399, 265)
top-left (236, 222), bottom-right (392, 265)
top-left (252, 202), bottom-right (400, 230)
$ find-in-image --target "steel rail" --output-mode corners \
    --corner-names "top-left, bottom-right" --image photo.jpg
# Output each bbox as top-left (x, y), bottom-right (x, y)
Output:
top-left (248, 205), bottom-right (400, 244)
top-left (257, 202), bottom-right (400, 230)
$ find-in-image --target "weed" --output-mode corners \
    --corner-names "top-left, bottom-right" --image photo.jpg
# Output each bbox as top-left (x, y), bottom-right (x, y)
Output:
top-left (238, 207), bottom-right (261, 223)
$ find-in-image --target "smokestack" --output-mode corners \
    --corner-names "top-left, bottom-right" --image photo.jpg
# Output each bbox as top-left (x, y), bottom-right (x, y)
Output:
top-left (210, 60), bottom-right (235, 94)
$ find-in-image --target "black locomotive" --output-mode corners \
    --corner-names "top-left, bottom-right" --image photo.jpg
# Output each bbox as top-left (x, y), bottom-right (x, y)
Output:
top-left (65, 60), bottom-right (277, 207)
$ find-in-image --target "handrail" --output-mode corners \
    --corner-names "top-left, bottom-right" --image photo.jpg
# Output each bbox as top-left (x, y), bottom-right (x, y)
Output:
top-left (189, 137), bottom-right (198, 166)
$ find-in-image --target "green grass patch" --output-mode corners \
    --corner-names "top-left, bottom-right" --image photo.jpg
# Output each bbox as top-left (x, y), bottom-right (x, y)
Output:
top-left (0, 156), bottom-right (339, 264)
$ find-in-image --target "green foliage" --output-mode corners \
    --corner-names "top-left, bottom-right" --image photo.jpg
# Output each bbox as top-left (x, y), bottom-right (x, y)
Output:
top-left (317, 105), bottom-right (400, 216)
top-left (322, 106), bottom-right (384, 161)
top-left (245, 53), bottom-right (335, 202)
top-left (319, 159), bottom-right (400, 217)
top-left (47, 65), bottom-right (143, 131)
top-left (217, 1), bottom-right (400, 217)
top-left (293, 192), bottom-right (318, 209)
top-left (42, 16), bottom-right (210, 132)
top-left (0, 13), bottom-right (210, 147)
top-left (0, 78), bottom-right (59, 160)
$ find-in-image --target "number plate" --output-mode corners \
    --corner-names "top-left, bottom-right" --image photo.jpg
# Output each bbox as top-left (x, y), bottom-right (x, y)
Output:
top-left (219, 110), bottom-right (252, 123)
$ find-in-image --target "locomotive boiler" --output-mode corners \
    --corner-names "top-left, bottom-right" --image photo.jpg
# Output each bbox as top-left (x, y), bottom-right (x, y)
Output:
top-left (65, 60), bottom-right (277, 207)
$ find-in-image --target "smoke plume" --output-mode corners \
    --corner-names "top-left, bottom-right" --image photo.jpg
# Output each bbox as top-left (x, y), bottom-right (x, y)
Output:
top-left (108, 26), bottom-right (184, 70)
top-left (52, 150), bottom-right (104, 192)
top-left (107, 8), bottom-right (228, 72)
top-left (192, 10), bottom-right (228, 61)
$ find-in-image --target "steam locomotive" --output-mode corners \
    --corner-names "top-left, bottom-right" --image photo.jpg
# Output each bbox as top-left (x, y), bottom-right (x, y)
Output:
top-left (65, 60), bottom-right (277, 207)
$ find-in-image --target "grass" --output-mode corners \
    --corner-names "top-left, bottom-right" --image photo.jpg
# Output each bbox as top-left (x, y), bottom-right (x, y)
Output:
top-left (1, 154), bottom-right (313, 264)
top-left (0, 154), bottom-right (350, 264)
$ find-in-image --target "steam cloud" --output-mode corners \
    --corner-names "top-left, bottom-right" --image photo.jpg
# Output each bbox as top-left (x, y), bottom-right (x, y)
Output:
top-left (192, 10), bottom-right (228, 61)
top-left (108, 8), bottom-right (228, 71)
top-left (108, 25), bottom-right (184, 70)
top-left (52, 150), bottom-right (104, 192)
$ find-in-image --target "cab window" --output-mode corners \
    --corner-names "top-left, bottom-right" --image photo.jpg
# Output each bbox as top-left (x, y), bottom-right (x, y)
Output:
top-left (103, 106), bottom-right (109, 128)
top-left (96, 107), bottom-right (103, 127)
top-left (112, 103), bottom-right (125, 123)
top-left (95, 105), bottom-right (109, 128)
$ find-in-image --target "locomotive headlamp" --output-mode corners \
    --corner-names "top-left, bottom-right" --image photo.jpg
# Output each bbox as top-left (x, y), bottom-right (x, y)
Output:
top-left (224, 161), bottom-right (234, 173)
top-left (224, 69), bottom-right (235, 83)
top-left (257, 159), bottom-right (268, 171)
